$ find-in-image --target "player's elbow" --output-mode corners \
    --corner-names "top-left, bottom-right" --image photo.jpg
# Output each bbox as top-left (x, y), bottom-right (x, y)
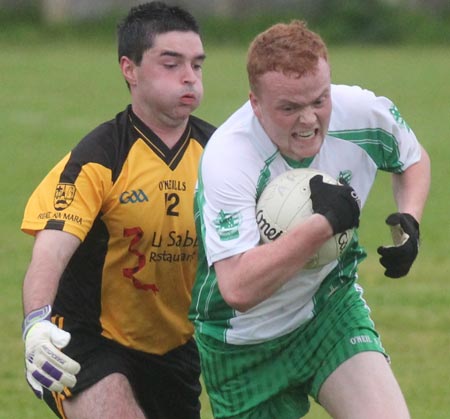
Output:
top-left (215, 256), bottom-right (259, 312)
top-left (218, 281), bottom-right (254, 313)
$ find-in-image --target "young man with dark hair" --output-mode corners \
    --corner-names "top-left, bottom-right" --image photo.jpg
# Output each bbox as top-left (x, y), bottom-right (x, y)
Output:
top-left (21, 3), bottom-right (214, 418)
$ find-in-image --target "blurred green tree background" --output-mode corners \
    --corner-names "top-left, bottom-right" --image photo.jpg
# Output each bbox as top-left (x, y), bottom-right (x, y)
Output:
top-left (1, 0), bottom-right (449, 46)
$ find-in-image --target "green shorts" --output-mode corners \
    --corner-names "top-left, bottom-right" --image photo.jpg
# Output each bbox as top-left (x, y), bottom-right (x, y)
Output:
top-left (196, 283), bottom-right (386, 419)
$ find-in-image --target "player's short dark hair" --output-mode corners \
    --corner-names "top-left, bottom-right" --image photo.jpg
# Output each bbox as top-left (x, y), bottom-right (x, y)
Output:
top-left (117, 1), bottom-right (200, 65)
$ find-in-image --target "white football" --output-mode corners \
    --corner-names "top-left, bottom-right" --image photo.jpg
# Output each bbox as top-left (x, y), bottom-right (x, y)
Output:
top-left (256, 168), bottom-right (354, 269)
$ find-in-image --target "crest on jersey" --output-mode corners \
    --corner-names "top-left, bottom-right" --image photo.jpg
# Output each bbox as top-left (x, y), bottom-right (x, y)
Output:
top-left (54, 183), bottom-right (76, 211)
top-left (214, 209), bottom-right (242, 241)
top-left (338, 170), bottom-right (353, 185)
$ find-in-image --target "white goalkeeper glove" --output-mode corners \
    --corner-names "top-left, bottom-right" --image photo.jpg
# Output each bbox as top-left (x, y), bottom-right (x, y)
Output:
top-left (22, 305), bottom-right (81, 399)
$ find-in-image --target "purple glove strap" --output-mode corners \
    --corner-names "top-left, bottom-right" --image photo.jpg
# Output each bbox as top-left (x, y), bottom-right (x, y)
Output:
top-left (22, 305), bottom-right (52, 339)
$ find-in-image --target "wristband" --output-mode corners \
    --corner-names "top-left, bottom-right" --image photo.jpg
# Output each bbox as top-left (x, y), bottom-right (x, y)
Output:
top-left (22, 305), bottom-right (52, 340)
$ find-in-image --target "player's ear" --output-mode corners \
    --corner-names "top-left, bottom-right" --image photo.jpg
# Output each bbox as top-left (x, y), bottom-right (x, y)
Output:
top-left (120, 56), bottom-right (137, 87)
top-left (249, 91), bottom-right (262, 119)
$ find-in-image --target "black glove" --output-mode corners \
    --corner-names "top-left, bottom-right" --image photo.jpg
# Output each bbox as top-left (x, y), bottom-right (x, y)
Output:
top-left (377, 213), bottom-right (420, 278)
top-left (309, 175), bottom-right (360, 235)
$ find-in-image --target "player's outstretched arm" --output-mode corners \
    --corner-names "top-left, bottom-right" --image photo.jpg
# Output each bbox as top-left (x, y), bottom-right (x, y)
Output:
top-left (377, 146), bottom-right (430, 278)
top-left (22, 230), bottom-right (81, 398)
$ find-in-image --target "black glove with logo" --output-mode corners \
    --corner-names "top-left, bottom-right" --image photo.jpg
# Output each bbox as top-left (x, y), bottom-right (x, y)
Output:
top-left (377, 212), bottom-right (420, 278)
top-left (309, 175), bottom-right (360, 235)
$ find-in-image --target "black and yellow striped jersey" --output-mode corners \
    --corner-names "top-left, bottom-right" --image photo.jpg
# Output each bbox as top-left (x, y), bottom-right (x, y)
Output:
top-left (22, 105), bottom-right (215, 355)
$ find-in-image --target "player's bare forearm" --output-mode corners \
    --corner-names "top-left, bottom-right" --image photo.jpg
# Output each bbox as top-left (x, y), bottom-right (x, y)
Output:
top-left (392, 146), bottom-right (430, 222)
top-left (215, 214), bottom-right (333, 312)
top-left (22, 230), bottom-right (80, 315)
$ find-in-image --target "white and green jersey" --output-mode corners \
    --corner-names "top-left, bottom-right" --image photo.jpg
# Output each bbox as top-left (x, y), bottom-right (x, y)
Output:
top-left (189, 84), bottom-right (421, 345)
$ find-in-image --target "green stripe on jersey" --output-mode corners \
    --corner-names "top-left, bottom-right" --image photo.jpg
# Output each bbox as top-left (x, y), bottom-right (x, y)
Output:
top-left (329, 128), bottom-right (403, 171)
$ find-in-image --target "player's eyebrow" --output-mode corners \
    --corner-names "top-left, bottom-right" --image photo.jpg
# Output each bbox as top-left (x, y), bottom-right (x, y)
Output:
top-left (160, 50), bottom-right (206, 61)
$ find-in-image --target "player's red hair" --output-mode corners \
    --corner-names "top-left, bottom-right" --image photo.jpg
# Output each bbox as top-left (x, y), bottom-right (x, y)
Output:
top-left (247, 20), bottom-right (328, 93)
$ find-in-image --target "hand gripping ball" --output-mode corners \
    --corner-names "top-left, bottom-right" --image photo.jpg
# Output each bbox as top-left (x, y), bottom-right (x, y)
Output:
top-left (256, 168), bottom-right (354, 269)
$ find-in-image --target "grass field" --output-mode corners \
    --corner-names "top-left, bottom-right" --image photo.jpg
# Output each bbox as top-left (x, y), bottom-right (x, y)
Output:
top-left (1, 34), bottom-right (449, 419)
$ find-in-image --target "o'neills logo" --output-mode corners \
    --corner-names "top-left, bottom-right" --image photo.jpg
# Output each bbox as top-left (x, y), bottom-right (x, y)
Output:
top-left (256, 209), bottom-right (283, 241)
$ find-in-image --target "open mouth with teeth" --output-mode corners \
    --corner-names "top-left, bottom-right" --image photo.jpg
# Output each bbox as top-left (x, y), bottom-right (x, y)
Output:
top-left (292, 129), bottom-right (317, 140)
